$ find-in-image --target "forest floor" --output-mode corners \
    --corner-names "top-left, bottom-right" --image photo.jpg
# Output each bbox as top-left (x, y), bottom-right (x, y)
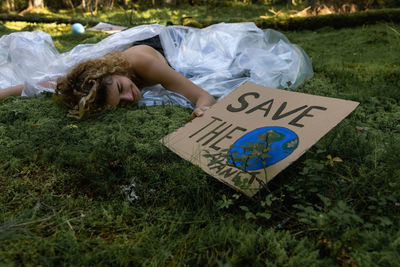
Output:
top-left (1, 8), bottom-right (400, 266)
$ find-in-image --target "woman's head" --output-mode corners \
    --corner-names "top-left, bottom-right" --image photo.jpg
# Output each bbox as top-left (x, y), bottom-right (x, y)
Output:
top-left (103, 74), bottom-right (141, 106)
top-left (55, 51), bottom-right (139, 118)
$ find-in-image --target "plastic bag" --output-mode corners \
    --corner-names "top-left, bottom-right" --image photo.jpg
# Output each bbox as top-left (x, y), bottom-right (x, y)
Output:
top-left (0, 23), bottom-right (313, 109)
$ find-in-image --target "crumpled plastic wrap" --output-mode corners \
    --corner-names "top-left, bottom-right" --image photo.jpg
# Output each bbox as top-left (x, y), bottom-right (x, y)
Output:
top-left (0, 22), bottom-right (313, 109)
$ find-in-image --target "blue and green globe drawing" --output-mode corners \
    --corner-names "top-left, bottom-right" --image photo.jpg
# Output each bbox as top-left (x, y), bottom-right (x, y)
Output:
top-left (228, 126), bottom-right (299, 171)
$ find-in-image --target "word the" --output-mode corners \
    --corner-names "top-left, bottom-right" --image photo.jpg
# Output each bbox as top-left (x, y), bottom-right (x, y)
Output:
top-left (189, 116), bottom-right (247, 151)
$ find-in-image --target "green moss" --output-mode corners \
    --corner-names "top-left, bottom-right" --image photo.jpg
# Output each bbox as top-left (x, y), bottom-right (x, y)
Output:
top-left (1, 18), bottom-right (400, 266)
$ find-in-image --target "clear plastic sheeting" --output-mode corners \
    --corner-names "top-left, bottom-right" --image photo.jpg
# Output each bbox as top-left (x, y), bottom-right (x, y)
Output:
top-left (0, 30), bottom-right (60, 95)
top-left (0, 22), bottom-right (313, 109)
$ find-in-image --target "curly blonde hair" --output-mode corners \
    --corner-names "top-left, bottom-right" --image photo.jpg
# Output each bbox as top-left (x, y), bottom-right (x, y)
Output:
top-left (55, 51), bottom-right (134, 118)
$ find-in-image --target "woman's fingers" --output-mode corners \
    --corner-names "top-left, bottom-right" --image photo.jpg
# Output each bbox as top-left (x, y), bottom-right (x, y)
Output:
top-left (193, 106), bottom-right (211, 117)
top-left (187, 106), bottom-right (211, 122)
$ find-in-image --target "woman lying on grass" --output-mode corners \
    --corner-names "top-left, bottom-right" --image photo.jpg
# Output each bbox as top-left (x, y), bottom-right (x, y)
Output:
top-left (0, 42), bottom-right (215, 118)
top-left (0, 22), bottom-right (313, 118)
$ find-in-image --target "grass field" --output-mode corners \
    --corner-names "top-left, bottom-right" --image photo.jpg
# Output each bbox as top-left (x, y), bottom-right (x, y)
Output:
top-left (0, 13), bottom-right (400, 266)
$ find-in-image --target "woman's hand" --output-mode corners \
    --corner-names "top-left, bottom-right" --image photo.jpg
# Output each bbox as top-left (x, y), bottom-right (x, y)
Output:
top-left (192, 92), bottom-right (216, 117)
top-left (193, 106), bottom-right (211, 117)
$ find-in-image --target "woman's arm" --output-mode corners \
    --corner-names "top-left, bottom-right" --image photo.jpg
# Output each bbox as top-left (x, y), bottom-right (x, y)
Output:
top-left (147, 63), bottom-right (216, 116)
top-left (0, 84), bottom-right (24, 100)
top-left (124, 46), bottom-right (216, 116)
top-left (0, 80), bottom-right (56, 101)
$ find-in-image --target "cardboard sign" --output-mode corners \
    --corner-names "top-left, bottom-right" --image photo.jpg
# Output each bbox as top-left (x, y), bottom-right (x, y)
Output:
top-left (161, 82), bottom-right (359, 196)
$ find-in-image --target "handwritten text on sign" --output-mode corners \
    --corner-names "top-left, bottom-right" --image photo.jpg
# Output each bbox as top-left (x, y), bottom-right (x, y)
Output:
top-left (162, 82), bottom-right (359, 196)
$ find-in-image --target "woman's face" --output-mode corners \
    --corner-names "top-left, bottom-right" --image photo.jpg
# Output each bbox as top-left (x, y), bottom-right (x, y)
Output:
top-left (105, 75), bottom-right (141, 106)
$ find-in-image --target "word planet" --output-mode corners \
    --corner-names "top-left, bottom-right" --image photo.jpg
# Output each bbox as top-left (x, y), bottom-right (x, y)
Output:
top-left (71, 23), bottom-right (85, 34)
top-left (228, 126), bottom-right (299, 171)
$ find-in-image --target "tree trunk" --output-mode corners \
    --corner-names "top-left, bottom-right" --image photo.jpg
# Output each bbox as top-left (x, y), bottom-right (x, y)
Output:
top-left (164, 0), bottom-right (176, 5)
top-left (89, 0), bottom-right (98, 15)
top-left (4, 0), bottom-right (15, 12)
top-left (80, 0), bottom-right (86, 9)
top-left (64, 0), bottom-right (75, 9)
top-left (28, 0), bottom-right (44, 8)
top-left (19, 0), bottom-right (44, 15)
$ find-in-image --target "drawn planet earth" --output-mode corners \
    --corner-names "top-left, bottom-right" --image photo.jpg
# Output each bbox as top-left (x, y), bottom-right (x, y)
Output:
top-left (228, 126), bottom-right (299, 171)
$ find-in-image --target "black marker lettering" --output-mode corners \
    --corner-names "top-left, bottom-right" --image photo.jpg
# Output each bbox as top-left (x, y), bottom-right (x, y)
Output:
top-left (245, 99), bottom-right (274, 117)
top-left (206, 153), bottom-right (226, 168)
top-left (248, 173), bottom-right (258, 185)
top-left (210, 126), bottom-right (247, 151)
top-left (272, 102), bottom-right (308, 121)
top-left (226, 92), bottom-right (260, 112)
top-left (217, 166), bottom-right (239, 178)
top-left (289, 106), bottom-right (328, 128)
top-left (209, 162), bottom-right (226, 173)
top-left (198, 123), bottom-right (232, 147)
top-left (189, 116), bottom-right (222, 138)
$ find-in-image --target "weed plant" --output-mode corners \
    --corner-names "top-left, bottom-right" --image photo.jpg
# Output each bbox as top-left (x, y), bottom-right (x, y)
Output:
top-left (0, 20), bottom-right (400, 265)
